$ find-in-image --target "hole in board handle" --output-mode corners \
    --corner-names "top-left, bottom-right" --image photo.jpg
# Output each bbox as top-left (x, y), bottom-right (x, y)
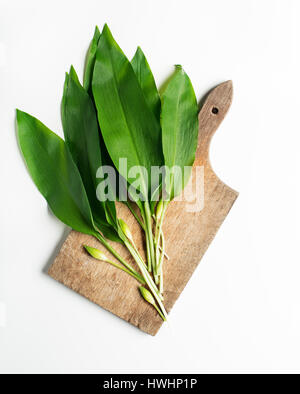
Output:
top-left (212, 107), bottom-right (219, 115)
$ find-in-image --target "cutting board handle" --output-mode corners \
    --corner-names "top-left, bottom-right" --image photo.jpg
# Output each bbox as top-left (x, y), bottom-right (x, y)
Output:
top-left (195, 80), bottom-right (233, 166)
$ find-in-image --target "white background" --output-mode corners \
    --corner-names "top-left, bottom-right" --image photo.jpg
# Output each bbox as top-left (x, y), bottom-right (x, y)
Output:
top-left (1, 0), bottom-right (300, 373)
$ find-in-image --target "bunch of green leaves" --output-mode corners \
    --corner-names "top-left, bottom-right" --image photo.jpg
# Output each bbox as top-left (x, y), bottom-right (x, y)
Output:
top-left (16, 24), bottom-right (199, 322)
top-left (91, 24), bottom-right (199, 289)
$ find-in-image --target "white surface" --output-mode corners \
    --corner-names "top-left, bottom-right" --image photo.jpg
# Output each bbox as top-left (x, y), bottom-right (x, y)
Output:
top-left (1, 0), bottom-right (300, 373)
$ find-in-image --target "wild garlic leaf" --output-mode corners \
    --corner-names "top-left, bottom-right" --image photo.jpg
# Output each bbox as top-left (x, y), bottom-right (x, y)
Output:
top-left (92, 24), bottom-right (163, 201)
top-left (83, 26), bottom-right (101, 92)
top-left (16, 110), bottom-right (97, 236)
top-left (62, 66), bottom-right (120, 242)
top-left (131, 47), bottom-right (160, 122)
top-left (83, 31), bottom-right (122, 234)
top-left (62, 67), bottom-right (102, 201)
top-left (161, 65), bottom-right (199, 200)
top-left (131, 46), bottom-right (161, 213)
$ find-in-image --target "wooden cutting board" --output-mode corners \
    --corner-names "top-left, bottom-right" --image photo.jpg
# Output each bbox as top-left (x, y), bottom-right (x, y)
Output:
top-left (48, 80), bottom-right (238, 335)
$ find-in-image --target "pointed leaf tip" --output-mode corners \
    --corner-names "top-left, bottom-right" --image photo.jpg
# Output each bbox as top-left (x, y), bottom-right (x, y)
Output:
top-left (135, 46), bottom-right (142, 55)
top-left (102, 23), bottom-right (110, 35)
top-left (69, 65), bottom-right (80, 84)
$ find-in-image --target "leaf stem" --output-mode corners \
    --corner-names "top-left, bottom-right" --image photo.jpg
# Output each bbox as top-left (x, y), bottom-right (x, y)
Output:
top-left (154, 200), bottom-right (169, 279)
top-left (158, 230), bottom-right (165, 293)
top-left (153, 216), bottom-right (169, 261)
top-left (124, 201), bottom-right (145, 230)
top-left (106, 259), bottom-right (145, 283)
top-left (143, 201), bottom-right (156, 273)
top-left (154, 304), bottom-right (166, 321)
top-left (94, 232), bottom-right (141, 278)
top-left (125, 239), bottom-right (168, 320)
top-left (118, 220), bottom-right (148, 270)
top-left (139, 208), bottom-right (151, 270)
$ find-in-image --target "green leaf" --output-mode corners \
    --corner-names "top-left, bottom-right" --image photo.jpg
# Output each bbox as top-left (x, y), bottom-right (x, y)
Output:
top-left (161, 65), bottom-right (199, 200)
top-left (62, 67), bottom-right (102, 204)
top-left (83, 30), bottom-right (122, 236)
top-left (131, 47), bottom-right (160, 122)
top-left (131, 47), bottom-right (162, 210)
top-left (16, 110), bottom-right (97, 236)
top-left (92, 24), bottom-right (163, 200)
top-left (62, 66), bottom-right (120, 242)
top-left (83, 26), bottom-right (101, 92)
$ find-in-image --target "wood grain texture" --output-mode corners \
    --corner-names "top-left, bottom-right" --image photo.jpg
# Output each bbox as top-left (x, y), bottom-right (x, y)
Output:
top-left (48, 80), bottom-right (238, 335)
